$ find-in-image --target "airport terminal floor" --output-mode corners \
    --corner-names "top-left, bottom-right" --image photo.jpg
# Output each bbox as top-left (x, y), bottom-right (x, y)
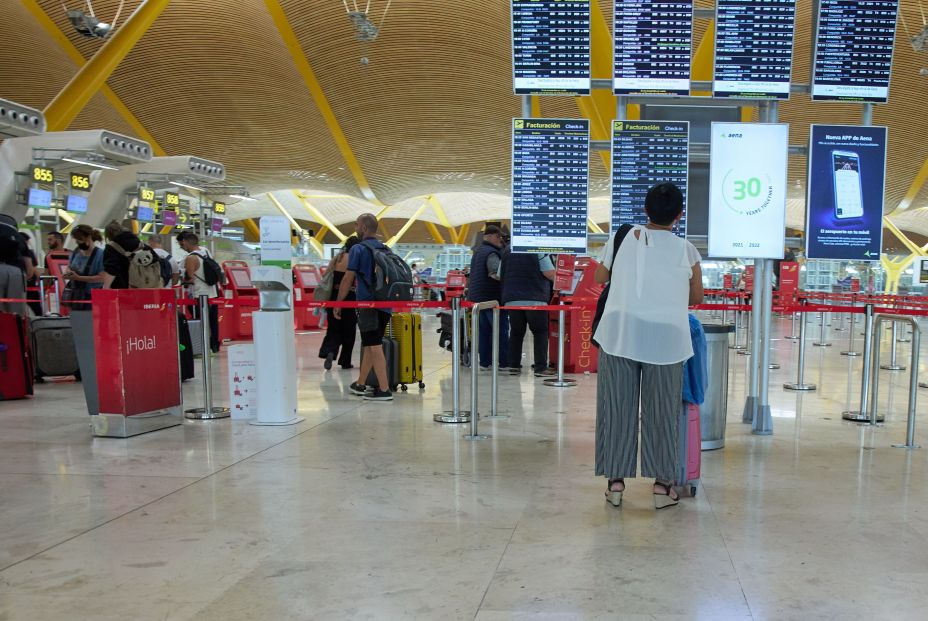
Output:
top-left (2, 313), bottom-right (928, 620)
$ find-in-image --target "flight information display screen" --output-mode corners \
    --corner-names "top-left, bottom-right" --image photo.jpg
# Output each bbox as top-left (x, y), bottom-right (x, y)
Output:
top-left (511, 0), bottom-right (591, 95)
top-left (65, 195), bottom-right (88, 214)
top-left (613, 0), bottom-right (693, 96)
top-left (812, 0), bottom-right (899, 102)
top-left (511, 118), bottom-right (589, 254)
top-left (136, 206), bottom-right (154, 222)
top-left (713, 0), bottom-right (797, 99)
top-left (611, 120), bottom-right (689, 236)
top-left (27, 188), bottom-right (52, 209)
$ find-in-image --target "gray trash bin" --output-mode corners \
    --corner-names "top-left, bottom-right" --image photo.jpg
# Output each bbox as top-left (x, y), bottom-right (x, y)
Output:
top-left (700, 323), bottom-right (734, 450)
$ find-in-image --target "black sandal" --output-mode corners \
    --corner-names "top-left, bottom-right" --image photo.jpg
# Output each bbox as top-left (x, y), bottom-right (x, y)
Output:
top-left (605, 478), bottom-right (624, 507)
top-left (653, 481), bottom-right (680, 510)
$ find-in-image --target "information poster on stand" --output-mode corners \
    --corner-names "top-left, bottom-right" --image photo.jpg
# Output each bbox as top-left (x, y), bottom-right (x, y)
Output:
top-left (611, 120), bottom-right (689, 235)
top-left (613, 0), bottom-right (693, 96)
top-left (805, 124), bottom-right (887, 261)
top-left (511, 118), bottom-right (589, 254)
top-left (260, 215), bottom-right (292, 268)
top-left (708, 122), bottom-right (788, 258)
top-left (812, 0), bottom-right (899, 102)
top-left (511, 0), bottom-right (591, 95)
top-left (713, 0), bottom-right (797, 99)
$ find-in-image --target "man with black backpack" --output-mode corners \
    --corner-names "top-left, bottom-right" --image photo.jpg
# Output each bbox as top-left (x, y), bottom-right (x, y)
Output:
top-left (177, 231), bottom-right (224, 354)
top-left (334, 213), bottom-right (397, 402)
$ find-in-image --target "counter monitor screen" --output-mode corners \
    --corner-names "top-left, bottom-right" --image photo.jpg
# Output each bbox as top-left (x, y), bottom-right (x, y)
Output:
top-left (511, 0), bottom-right (591, 95)
top-left (65, 194), bottom-right (88, 214)
top-left (613, 0), bottom-right (693, 96)
top-left (611, 120), bottom-right (689, 236)
top-left (713, 0), bottom-right (797, 99)
top-left (27, 188), bottom-right (52, 209)
top-left (211, 218), bottom-right (224, 233)
top-left (162, 210), bottom-right (177, 226)
top-left (511, 118), bottom-right (589, 254)
top-left (136, 206), bottom-right (154, 222)
top-left (231, 270), bottom-right (253, 289)
top-left (812, 0), bottom-right (899, 102)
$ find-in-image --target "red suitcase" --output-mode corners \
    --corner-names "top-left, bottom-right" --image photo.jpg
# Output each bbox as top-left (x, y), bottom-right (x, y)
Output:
top-left (0, 312), bottom-right (34, 400)
top-left (677, 402), bottom-right (701, 496)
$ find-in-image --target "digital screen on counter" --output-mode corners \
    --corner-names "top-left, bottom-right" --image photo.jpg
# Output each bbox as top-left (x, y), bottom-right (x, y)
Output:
top-left (65, 195), bottom-right (88, 214)
top-left (211, 218), bottom-right (224, 233)
top-left (611, 120), bottom-right (689, 236)
top-left (162, 210), bottom-right (177, 226)
top-left (27, 188), bottom-right (52, 209)
top-left (511, 0), bottom-right (591, 95)
top-left (713, 0), bottom-right (797, 99)
top-left (613, 0), bottom-right (693, 96)
top-left (812, 0), bottom-right (898, 102)
top-left (136, 206), bottom-right (154, 222)
top-left (511, 118), bottom-right (589, 254)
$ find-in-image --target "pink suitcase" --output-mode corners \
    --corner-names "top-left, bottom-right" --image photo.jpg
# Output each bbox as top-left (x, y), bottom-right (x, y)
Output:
top-left (677, 402), bottom-right (701, 496)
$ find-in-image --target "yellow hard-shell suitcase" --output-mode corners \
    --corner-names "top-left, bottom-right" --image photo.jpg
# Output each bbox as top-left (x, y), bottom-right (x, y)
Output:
top-left (390, 313), bottom-right (424, 391)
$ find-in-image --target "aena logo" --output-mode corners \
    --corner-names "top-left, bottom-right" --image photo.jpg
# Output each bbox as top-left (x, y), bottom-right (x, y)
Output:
top-left (126, 335), bottom-right (157, 355)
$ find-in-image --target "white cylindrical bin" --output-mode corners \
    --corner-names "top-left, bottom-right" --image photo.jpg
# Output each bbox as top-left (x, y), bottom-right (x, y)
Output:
top-left (249, 266), bottom-right (304, 427)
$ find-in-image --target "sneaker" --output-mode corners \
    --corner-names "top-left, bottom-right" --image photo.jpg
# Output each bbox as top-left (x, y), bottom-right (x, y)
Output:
top-left (534, 368), bottom-right (557, 378)
top-left (363, 389), bottom-right (394, 401)
top-left (508, 367), bottom-right (523, 376)
top-left (349, 382), bottom-right (369, 396)
top-left (324, 353), bottom-right (334, 370)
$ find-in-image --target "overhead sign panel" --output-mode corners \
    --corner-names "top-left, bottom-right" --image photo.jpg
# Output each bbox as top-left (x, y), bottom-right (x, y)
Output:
top-left (713, 0), bottom-right (797, 99)
top-left (511, 0), bottom-right (591, 95)
top-left (610, 120), bottom-right (689, 235)
top-left (812, 0), bottom-right (899, 102)
top-left (708, 122), bottom-right (788, 258)
top-left (511, 118), bottom-right (589, 254)
top-left (613, 0), bottom-right (693, 96)
top-left (805, 125), bottom-right (887, 261)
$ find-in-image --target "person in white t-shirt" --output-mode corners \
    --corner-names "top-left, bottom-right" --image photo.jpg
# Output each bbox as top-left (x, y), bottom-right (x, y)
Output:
top-left (593, 182), bottom-right (703, 510)
top-left (148, 234), bottom-right (180, 287)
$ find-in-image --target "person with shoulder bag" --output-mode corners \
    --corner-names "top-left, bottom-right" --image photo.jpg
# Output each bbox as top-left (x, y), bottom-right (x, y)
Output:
top-left (593, 183), bottom-right (704, 510)
top-left (318, 237), bottom-right (359, 370)
top-left (62, 225), bottom-right (105, 310)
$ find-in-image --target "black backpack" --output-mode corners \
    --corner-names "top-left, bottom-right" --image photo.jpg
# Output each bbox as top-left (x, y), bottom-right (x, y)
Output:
top-left (360, 240), bottom-right (414, 301)
top-left (158, 253), bottom-right (174, 287)
top-left (592, 224), bottom-right (633, 348)
top-left (194, 250), bottom-right (226, 287)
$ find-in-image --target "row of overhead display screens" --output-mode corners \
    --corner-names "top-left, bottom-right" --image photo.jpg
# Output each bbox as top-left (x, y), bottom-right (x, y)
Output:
top-left (510, 119), bottom-right (887, 262)
top-left (511, 0), bottom-right (899, 102)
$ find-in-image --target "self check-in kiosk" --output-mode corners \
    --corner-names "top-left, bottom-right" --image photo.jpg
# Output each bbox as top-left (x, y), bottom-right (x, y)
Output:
top-left (292, 263), bottom-right (323, 330)
top-left (548, 256), bottom-right (601, 374)
top-left (222, 261), bottom-right (259, 340)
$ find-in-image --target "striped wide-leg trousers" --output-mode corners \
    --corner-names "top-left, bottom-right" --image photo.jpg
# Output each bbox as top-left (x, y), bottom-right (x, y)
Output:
top-left (595, 350), bottom-right (683, 481)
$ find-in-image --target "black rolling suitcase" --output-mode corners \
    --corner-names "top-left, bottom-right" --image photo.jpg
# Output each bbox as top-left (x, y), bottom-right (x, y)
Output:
top-left (366, 337), bottom-right (400, 392)
top-left (178, 313), bottom-right (195, 382)
top-left (30, 315), bottom-right (79, 381)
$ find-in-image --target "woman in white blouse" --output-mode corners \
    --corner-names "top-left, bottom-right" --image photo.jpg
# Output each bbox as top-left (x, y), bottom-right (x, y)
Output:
top-left (593, 183), bottom-right (703, 509)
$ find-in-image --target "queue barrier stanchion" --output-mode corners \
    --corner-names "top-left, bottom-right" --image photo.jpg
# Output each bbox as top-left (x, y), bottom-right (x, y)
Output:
top-left (841, 303), bottom-right (861, 356)
top-left (435, 296), bottom-right (472, 424)
top-left (484, 306), bottom-right (509, 420)
top-left (730, 308), bottom-right (745, 350)
top-left (784, 303), bottom-right (816, 391)
top-left (544, 300), bottom-right (577, 388)
top-left (184, 295), bottom-right (231, 420)
top-left (785, 310), bottom-right (799, 340)
top-left (880, 320), bottom-right (906, 371)
top-left (465, 300), bottom-right (499, 441)
top-left (865, 315), bottom-right (922, 435)
top-left (813, 310), bottom-right (831, 347)
top-left (843, 304), bottom-right (884, 423)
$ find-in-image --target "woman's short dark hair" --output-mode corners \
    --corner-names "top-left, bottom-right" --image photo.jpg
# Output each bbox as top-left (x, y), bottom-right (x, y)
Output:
top-left (344, 236), bottom-right (360, 251)
top-left (644, 182), bottom-right (684, 226)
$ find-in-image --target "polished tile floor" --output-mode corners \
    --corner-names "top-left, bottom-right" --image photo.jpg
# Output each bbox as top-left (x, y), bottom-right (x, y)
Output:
top-left (2, 312), bottom-right (928, 620)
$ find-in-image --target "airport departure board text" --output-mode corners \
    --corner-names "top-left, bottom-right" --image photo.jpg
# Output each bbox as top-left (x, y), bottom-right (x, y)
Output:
top-left (611, 121), bottom-right (689, 236)
top-left (614, 0), bottom-right (693, 96)
top-left (812, 0), bottom-right (899, 102)
top-left (713, 0), bottom-right (797, 99)
top-left (511, 0), bottom-right (591, 95)
top-left (511, 118), bottom-right (589, 254)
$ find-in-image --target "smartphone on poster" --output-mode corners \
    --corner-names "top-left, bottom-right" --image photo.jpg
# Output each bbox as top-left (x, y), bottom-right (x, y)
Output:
top-left (832, 150), bottom-right (864, 220)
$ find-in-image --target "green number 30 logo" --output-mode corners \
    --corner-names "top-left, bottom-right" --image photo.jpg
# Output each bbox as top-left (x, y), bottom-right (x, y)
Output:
top-left (732, 178), bottom-right (762, 200)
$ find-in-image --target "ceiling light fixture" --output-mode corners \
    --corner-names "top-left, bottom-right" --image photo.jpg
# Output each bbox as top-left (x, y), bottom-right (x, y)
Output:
top-left (61, 156), bottom-right (118, 170)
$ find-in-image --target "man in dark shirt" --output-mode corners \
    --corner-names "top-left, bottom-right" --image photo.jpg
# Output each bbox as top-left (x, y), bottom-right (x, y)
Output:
top-left (101, 221), bottom-right (141, 289)
top-left (334, 213), bottom-right (393, 402)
